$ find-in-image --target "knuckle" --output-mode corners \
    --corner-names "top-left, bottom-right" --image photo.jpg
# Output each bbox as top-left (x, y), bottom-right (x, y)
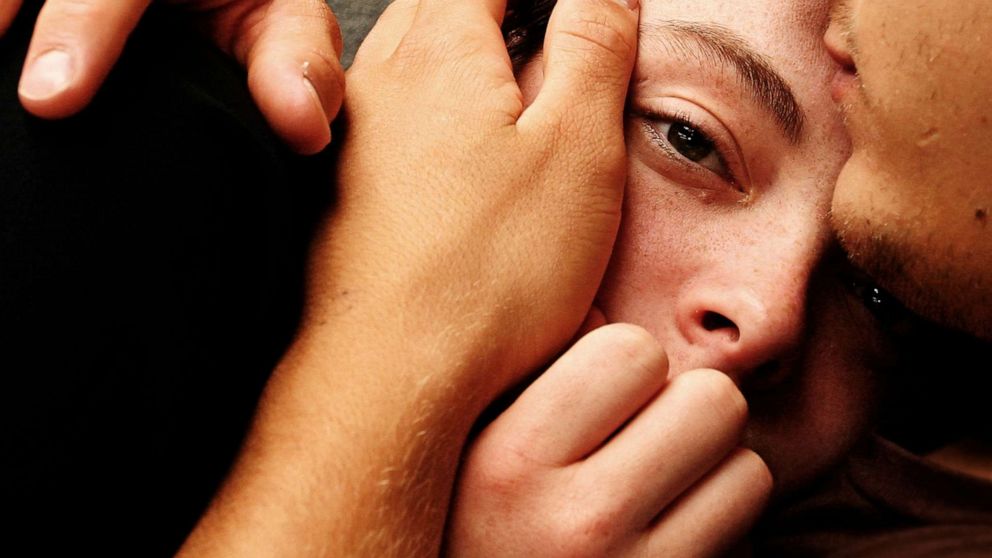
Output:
top-left (459, 434), bottom-right (539, 495)
top-left (617, 326), bottom-right (666, 372)
top-left (38, 0), bottom-right (102, 31)
top-left (734, 448), bottom-right (774, 494)
top-left (378, 0), bottom-right (417, 22)
top-left (552, 505), bottom-right (620, 557)
top-left (595, 323), bottom-right (658, 357)
top-left (460, 458), bottom-right (523, 499)
top-left (314, 2), bottom-right (344, 55)
top-left (285, 1), bottom-right (345, 62)
top-left (590, 323), bottom-right (667, 378)
top-left (678, 368), bottom-right (748, 427)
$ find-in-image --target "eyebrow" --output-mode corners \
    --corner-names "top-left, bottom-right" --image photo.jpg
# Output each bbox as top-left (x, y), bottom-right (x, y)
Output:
top-left (637, 21), bottom-right (806, 143)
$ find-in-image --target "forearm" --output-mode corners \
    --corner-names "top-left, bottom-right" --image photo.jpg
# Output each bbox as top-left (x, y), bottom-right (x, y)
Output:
top-left (181, 0), bottom-right (640, 551)
top-left (179, 294), bottom-right (502, 557)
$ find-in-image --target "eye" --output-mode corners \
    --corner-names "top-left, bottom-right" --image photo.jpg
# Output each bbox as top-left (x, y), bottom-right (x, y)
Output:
top-left (846, 273), bottom-right (920, 337)
top-left (627, 102), bottom-right (749, 195)
top-left (636, 110), bottom-right (738, 185)
top-left (850, 279), bottom-right (897, 321)
top-left (660, 119), bottom-right (727, 176)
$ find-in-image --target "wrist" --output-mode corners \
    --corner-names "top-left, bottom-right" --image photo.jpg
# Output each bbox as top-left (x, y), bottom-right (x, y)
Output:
top-left (300, 236), bottom-right (543, 404)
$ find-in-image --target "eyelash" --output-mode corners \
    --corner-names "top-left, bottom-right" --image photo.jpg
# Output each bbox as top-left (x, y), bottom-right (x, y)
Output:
top-left (631, 107), bottom-right (745, 194)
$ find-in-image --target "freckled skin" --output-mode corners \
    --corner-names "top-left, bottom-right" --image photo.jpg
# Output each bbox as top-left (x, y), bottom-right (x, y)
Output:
top-left (828, 0), bottom-right (992, 340)
top-left (521, 0), bottom-right (891, 496)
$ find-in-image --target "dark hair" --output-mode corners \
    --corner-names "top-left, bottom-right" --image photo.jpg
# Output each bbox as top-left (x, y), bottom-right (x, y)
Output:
top-left (503, 0), bottom-right (556, 69)
top-left (877, 320), bottom-right (992, 451)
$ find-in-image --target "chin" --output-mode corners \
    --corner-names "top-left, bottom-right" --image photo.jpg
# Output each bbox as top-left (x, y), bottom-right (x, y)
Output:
top-left (743, 427), bottom-right (842, 501)
top-left (740, 378), bottom-right (874, 501)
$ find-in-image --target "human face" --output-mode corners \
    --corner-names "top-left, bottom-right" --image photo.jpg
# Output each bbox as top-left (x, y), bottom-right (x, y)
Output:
top-left (826, 0), bottom-right (992, 341)
top-left (518, 0), bottom-right (899, 495)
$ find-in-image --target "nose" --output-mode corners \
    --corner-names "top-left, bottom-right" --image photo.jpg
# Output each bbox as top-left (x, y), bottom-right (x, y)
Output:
top-left (675, 271), bottom-right (807, 391)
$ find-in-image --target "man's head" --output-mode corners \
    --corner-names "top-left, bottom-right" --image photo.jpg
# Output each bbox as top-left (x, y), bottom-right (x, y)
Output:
top-left (826, 0), bottom-right (992, 341)
top-left (509, 0), bottom-right (909, 495)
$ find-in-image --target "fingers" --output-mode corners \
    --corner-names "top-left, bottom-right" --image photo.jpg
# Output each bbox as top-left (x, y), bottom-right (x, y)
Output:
top-left (349, 0), bottom-right (418, 67)
top-left (416, 0), bottom-right (508, 27)
top-left (348, 0), bottom-right (518, 124)
top-left (486, 324), bottom-right (668, 466)
top-left (0, 0), bottom-right (23, 36)
top-left (18, 0), bottom-right (151, 118)
top-left (644, 448), bottom-right (773, 557)
top-left (583, 368), bottom-right (748, 527)
top-left (354, 0), bottom-right (507, 68)
top-left (230, 0), bottom-right (344, 154)
top-left (520, 0), bottom-right (639, 138)
top-left (17, 0), bottom-right (346, 154)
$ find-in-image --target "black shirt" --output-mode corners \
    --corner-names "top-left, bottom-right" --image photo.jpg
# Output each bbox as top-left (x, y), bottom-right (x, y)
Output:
top-left (1, 2), bottom-right (330, 554)
top-left (755, 436), bottom-right (992, 557)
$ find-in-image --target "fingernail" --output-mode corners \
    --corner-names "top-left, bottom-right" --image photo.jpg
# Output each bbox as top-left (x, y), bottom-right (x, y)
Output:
top-left (19, 49), bottom-right (74, 101)
top-left (301, 61), bottom-right (329, 121)
top-left (616, 0), bottom-right (639, 10)
top-left (302, 67), bottom-right (332, 152)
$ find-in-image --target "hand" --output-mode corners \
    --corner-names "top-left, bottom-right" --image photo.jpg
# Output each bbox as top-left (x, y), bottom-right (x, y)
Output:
top-left (178, 0), bottom-right (642, 555)
top-left (308, 0), bottom-right (640, 400)
top-left (0, 0), bottom-right (343, 154)
top-left (447, 323), bottom-right (773, 558)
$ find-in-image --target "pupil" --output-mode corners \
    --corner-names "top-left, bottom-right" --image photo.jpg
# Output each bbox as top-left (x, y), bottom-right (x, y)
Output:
top-left (667, 122), bottom-right (714, 162)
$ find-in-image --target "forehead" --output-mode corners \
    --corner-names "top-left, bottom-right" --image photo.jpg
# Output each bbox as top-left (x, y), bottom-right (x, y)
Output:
top-left (633, 0), bottom-right (843, 156)
top-left (639, 0), bottom-right (831, 77)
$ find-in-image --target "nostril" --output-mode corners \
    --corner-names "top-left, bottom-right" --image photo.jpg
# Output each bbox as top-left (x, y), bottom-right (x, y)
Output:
top-left (701, 311), bottom-right (740, 341)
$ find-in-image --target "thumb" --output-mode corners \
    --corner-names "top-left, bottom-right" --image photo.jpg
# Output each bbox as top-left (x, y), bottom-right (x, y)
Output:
top-left (230, 0), bottom-right (345, 155)
top-left (521, 0), bottom-right (638, 139)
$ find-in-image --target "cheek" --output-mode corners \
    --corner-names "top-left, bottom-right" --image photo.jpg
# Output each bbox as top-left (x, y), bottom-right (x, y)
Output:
top-left (748, 293), bottom-right (884, 494)
top-left (830, 147), bottom-right (914, 249)
top-left (597, 170), bottom-right (691, 339)
top-left (597, 158), bottom-right (737, 349)
top-left (832, 150), bottom-right (884, 221)
top-left (846, 1), bottom-right (992, 231)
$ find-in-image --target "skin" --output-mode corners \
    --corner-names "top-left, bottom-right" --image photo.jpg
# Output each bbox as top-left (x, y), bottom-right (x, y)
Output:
top-left (448, 1), bottom-right (908, 555)
top-left (176, 0), bottom-right (643, 555)
top-left (4, 0), bottom-right (646, 554)
top-left (595, 0), bottom-right (881, 496)
top-left (0, 0), bottom-right (344, 154)
top-left (19, 0), bottom-right (986, 553)
top-left (826, 0), bottom-right (992, 341)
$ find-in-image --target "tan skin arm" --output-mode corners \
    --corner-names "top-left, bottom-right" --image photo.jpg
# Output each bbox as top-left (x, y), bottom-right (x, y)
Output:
top-left (177, 0), bottom-right (641, 555)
